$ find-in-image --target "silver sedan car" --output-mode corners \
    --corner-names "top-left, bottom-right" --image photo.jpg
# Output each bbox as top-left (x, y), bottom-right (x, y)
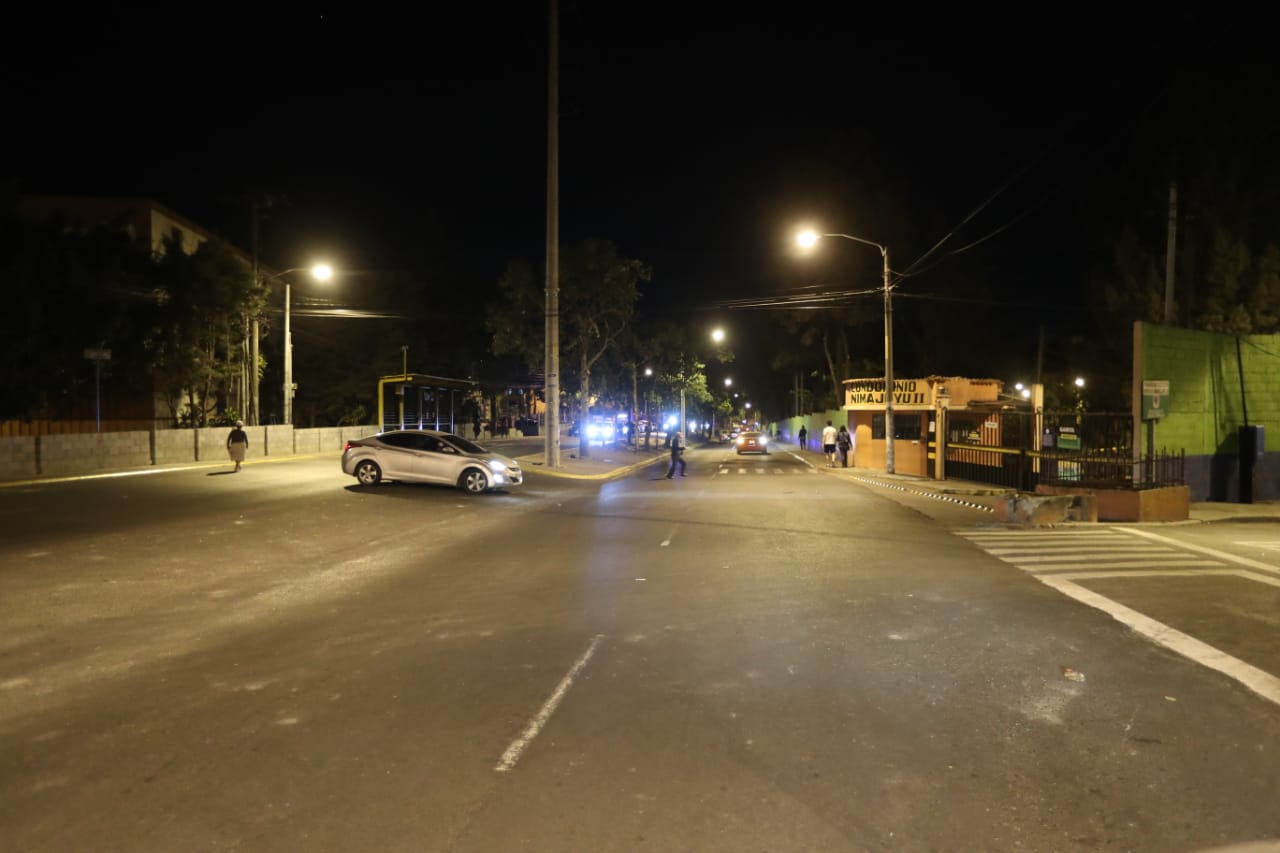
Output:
top-left (341, 430), bottom-right (523, 493)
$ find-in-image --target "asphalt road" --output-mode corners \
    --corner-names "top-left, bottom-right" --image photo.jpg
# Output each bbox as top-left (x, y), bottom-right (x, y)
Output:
top-left (1, 448), bottom-right (1278, 852)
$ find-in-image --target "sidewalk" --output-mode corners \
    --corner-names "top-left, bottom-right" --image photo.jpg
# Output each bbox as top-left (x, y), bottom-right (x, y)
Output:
top-left (509, 438), bottom-right (670, 480)
top-left (786, 440), bottom-right (1280, 525)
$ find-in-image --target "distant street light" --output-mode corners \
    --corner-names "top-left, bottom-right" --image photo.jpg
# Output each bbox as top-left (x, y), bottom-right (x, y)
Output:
top-left (797, 229), bottom-right (896, 473)
top-left (711, 327), bottom-right (725, 344)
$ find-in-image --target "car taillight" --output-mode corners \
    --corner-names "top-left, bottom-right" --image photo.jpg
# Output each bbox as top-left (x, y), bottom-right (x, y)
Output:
top-left (343, 441), bottom-right (355, 451)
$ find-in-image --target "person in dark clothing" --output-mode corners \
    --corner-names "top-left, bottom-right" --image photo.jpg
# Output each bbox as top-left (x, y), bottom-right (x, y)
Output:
top-left (665, 430), bottom-right (687, 478)
top-left (837, 424), bottom-right (852, 467)
top-left (226, 421), bottom-right (249, 472)
top-left (797, 424), bottom-right (808, 450)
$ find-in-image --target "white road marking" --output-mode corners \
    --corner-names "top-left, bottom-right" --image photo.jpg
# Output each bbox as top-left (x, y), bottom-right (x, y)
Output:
top-left (1016, 559), bottom-right (1224, 572)
top-left (985, 545), bottom-right (1174, 555)
top-left (1010, 553), bottom-right (1200, 564)
top-left (1037, 574), bottom-right (1280, 706)
top-left (495, 634), bottom-right (605, 773)
top-left (1234, 540), bottom-right (1280, 552)
top-left (1116, 527), bottom-right (1280, 577)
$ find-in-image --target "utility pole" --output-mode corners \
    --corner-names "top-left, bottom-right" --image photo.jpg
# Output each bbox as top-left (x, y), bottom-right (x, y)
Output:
top-left (882, 246), bottom-right (895, 475)
top-left (1164, 180), bottom-right (1178, 325)
top-left (250, 198), bottom-right (260, 426)
top-left (543, 0), bottom-right (561, 468)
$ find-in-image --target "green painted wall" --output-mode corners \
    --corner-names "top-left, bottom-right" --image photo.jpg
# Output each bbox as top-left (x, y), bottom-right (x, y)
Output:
top-left (1140, 323), bottom-right (1279, 455)
top-left (1139, 322), bottom-right (1280, 500)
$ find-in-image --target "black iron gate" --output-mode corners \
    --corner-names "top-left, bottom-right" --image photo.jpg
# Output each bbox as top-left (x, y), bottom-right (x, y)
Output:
top-left (942, 411), bottom-right (1160, 491)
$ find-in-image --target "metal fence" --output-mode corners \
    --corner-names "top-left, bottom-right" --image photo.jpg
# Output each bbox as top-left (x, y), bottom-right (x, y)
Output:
top-left (943, 410), bottom-right (1182, 492)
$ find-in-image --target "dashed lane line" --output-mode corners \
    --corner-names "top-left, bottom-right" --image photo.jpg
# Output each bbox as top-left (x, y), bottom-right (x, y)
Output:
top-left (495, 634), bottom-right (605, 773)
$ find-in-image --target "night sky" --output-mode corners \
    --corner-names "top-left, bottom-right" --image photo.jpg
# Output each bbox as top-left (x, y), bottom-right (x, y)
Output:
top-left (6, 2), bottom-right (1268, 398)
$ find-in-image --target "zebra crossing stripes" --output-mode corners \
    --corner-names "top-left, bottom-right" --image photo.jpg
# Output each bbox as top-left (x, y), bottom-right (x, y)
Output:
top-left (717, 467), bottom-right (819, 475)
top-left (956, 529), bottom-right (1226, 574)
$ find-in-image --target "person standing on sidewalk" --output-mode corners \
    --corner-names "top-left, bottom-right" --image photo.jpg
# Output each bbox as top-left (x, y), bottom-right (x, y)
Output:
top-left (836, 424), bottom-right (852, 467)
top-left (821, 420), bottom-right (838, 467)
top-left (665, 429), bottom-right (687, 478)
top-left (798, 424), bottom-right (808, 451)
top-left (226, 420), bottom-right (249, 472)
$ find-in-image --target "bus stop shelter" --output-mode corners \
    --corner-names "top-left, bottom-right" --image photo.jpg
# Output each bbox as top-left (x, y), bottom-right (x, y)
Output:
top-left (377, 373), bottom-right (478, 434)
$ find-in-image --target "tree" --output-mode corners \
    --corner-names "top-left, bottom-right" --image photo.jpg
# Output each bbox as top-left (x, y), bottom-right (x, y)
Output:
top-left (487, 239), bottom-right (648, 457)
top-left (144, 233), bottom-right (261, 426)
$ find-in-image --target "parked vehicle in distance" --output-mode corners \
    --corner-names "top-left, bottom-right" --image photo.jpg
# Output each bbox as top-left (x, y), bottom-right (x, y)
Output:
top-left (341, 430), bottom-right (522, 493)
top-left (735, 431), bottom-right (769, 454)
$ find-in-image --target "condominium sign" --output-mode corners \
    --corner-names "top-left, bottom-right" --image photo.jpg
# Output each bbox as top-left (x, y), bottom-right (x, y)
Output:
top-left (847, 379), bottom-right (929, 407)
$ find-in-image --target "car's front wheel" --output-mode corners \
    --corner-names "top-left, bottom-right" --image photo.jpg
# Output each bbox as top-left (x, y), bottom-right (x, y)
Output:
top-left (459, 467), bottom-right (490, 494)
top-left (354, 460), bottom-right (382, 486)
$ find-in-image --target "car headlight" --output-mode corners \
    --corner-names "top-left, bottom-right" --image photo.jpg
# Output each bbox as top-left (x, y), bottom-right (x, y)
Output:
top-left (488, 459), bottom-right (508, 472)
top-left (759, 436), bottom-right (768, 445)
top-left (736, 436), bottom-right (744, 445)
top-left (586, 425), bottom-right (599, 438)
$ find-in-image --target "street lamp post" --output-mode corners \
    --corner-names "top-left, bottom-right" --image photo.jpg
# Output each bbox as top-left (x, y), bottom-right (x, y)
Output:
top-left (797, 231), bottom-right (895, 474)
top-left (253, 264), bottom-right (332, 426)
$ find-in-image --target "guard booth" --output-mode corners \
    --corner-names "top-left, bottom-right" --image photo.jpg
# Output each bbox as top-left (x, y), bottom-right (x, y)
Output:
top-left (377, 374), bottom-right (478, 434)
top-left (842, 376), bottom-right (1004, 477)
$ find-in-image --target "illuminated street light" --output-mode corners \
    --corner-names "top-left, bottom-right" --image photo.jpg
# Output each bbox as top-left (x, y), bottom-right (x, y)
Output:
top-left (1075, 376), bottom-right (1086, 388)
top-left (796, 228), bottom-right (896, 474)
top-left (711, 327), bottom-right (726, 344)
top-left (252, 263), bottom-right (334, 426)
top-left (725, 378), bottom-right (733, 387)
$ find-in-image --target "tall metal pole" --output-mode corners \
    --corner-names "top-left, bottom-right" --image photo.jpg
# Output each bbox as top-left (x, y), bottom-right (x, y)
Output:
top-left (883, 247), bottom-right (895, 475)
top-left (250, 200), bottom-right (260, 426)
top-left (680, 384), bottom-right (686, 441)
top-left (283, 281), bottom-right (293, 426)
top-left (1163, 180), bottom-right (1178, 325)
top-left (543, 0), bottom-right (561, 468)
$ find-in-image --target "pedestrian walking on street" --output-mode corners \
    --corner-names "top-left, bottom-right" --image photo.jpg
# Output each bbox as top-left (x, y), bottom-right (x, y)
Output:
top-left (836, 424), bottom-right (852, 468)
top-left (798, 424), bottom-right (808, 451)
top-left (226, 420), bottom-right (249, 472)
top-left (821, 420), bottom-right (838, 467)
top-left (665, 430), bottom-right (687, 478)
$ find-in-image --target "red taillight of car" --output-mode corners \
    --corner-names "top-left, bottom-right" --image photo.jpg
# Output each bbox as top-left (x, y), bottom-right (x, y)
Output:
top-left (343, 441), bottom-right (355, 451)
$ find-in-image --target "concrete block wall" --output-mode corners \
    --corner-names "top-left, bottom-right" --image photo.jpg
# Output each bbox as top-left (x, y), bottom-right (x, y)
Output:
top-left (154, 430), bottom-right (197, 465)
top-left (265, 425), bottom-right (293, 456)
top-left (340, 426), bottom-right (380, 446)
top-left (39, 432), bottom-right (153, 476)
top-left (0, 425), bottom-right (381, 483)
top-left (0, 436), bottom-right (37, 480)
top-left (294, 429), bottom-right (323, 454)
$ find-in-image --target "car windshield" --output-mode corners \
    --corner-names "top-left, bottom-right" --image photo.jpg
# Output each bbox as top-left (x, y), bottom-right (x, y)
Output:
top-left (440, 434), bottom-right (487, 454)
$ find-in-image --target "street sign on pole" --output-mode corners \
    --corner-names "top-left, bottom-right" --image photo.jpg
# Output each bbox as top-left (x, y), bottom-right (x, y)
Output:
top-left (1142, 379), bottom-right (1170, 420)
top-left (83, 349), bottom-right (111, 432)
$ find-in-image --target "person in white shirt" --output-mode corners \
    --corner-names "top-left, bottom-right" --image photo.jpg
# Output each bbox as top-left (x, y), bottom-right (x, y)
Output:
top-left (821, 420), bottom-right (838, 467)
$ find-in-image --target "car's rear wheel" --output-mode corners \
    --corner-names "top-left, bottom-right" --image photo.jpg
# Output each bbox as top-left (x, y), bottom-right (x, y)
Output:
top-left (354, 460), bottom-right (382, 486)
top-left (459, 467), bottom-right (490, 493)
